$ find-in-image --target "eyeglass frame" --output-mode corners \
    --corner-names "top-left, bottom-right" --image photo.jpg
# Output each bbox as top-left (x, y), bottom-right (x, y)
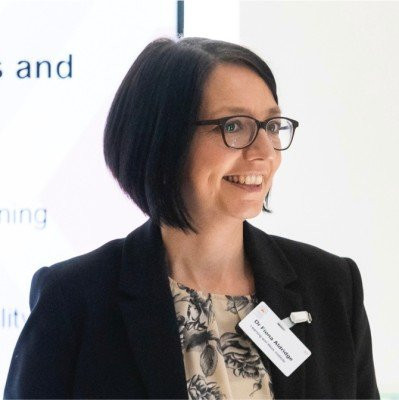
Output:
top-left (194, 115), bottom-right (299, 150)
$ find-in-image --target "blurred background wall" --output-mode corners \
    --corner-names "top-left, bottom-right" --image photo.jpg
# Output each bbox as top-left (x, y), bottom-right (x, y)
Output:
top-left (1, 0), bottom-right (398, 396)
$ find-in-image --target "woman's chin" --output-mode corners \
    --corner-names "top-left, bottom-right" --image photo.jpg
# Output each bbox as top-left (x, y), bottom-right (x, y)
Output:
top-left (225, 203), bottom-right (264, 220)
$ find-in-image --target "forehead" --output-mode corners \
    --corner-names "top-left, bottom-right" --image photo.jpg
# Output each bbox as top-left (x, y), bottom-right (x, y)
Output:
top-left (199, 63), bottom-right (278, 118)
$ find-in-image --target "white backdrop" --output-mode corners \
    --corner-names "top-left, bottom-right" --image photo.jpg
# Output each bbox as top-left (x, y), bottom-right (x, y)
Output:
top-left (1, 0), bottom-right (398, 397)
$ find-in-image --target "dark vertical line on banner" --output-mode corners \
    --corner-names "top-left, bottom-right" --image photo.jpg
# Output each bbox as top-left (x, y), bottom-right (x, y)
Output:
top-left (177, 0), bottom-right (184, 39)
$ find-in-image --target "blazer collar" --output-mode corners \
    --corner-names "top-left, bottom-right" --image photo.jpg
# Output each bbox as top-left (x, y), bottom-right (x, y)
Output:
top-left (117, 218), bottom-right (307, 399)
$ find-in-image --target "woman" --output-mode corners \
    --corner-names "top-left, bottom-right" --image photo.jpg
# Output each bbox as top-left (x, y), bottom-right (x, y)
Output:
top-left (4, 37), bottom-right (379, 399)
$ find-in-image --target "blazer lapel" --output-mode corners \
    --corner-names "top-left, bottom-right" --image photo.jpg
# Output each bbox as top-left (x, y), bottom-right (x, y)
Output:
top-left (117, 218), bottom-right (188, 399)
top-left (117, 218), bottom-right (308, 399)
top-left (244, 220), bottom-right (307, 399)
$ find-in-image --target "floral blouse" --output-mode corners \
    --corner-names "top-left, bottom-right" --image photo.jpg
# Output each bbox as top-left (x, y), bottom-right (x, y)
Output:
top-left (168, 276), bottom-right (274, 400)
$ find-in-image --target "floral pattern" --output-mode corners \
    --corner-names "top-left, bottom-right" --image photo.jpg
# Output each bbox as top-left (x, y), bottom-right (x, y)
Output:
top-left (169, 277), bottom-right (274, 400)
top-left (187, 374), bottom-right (224, 400)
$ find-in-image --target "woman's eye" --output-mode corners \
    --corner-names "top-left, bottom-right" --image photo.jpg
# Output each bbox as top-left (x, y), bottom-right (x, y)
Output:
top-left (225, 121), bottom-right (241, 133)
top-left (268, 122), bottom-right (281, 133)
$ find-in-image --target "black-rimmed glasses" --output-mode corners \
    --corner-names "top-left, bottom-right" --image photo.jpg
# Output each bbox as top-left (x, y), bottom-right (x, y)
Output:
top-left (195, 115), bottom-right (299, 150)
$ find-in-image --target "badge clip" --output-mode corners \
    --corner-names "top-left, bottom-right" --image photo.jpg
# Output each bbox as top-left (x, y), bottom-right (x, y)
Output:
top-left (281, 311), bottom-right (312, 330)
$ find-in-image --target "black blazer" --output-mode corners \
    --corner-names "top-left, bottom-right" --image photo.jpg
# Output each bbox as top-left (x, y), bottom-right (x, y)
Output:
top-left (4, 218), bottom-right (379, 399)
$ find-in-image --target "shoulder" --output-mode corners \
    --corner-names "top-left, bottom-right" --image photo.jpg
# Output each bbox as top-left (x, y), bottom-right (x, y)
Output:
top-left (266, 230), bottom-right (360, 293)
top-left (47, 237), bottom-right (124, 278)
top-left (29, 237), bottom-right (125, 310)
top-left (270, 232), bottom-right (348, 267)
top-left (266, 232), bottom-right (365, 318)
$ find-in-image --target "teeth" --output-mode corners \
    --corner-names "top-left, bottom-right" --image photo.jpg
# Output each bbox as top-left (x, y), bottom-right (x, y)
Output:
top-left (225, 175), bottom-right (263, 185)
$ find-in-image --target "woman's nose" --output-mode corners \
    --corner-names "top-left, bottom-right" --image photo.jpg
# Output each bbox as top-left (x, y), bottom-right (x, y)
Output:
top-left (246, 127), bottom-right (277, 158)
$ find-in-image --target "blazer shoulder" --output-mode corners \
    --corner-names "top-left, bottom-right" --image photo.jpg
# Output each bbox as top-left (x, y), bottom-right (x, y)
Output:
top-left (48, 239), bottom-right (124, 279)
top-left (29, 237), bottom-right (125, 310)
top-left (267, 232), bottom-right (355, 285)
top-left (269, 233), bottom-right (343, 260)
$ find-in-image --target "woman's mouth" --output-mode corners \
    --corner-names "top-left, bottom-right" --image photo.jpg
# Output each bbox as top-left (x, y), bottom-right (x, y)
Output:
top-left (222, 176), bottom-right (263, 192)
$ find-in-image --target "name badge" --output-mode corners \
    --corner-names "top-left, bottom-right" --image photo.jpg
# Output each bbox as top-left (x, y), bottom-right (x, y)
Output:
top-left (238, 301), bottom-right (311, 377)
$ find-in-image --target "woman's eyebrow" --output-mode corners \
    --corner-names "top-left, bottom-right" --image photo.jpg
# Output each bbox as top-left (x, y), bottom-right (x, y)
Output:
top-left (210, 106), bottom-right (282, 118)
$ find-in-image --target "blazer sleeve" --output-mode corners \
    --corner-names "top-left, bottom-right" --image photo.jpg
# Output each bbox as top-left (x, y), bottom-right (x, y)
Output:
top-left (3, 266), bottom-right (77, 399)
top-left (344, 257), bottom-right (380, 399)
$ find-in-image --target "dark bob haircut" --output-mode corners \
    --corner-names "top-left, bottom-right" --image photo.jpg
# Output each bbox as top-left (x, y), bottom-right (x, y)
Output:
top-left (103, 36), bottom-right (279, 234)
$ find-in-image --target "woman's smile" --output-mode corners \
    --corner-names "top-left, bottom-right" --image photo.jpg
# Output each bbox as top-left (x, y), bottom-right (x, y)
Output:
top-left (222, 176), bottom-right (263, 192)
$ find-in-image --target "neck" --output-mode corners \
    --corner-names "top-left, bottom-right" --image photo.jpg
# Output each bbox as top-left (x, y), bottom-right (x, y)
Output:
top-left (160, 219), bottom-right (254, 295)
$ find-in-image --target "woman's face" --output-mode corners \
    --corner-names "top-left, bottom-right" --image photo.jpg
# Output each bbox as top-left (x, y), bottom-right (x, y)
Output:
top-left (182, 62), bottom-right (282, 224)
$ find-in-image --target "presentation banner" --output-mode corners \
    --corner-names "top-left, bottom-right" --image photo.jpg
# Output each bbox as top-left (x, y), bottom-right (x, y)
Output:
top-left (0, 0), bottom-right (176, 391)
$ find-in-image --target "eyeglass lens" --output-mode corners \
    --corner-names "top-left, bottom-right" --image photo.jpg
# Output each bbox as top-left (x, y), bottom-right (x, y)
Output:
top-left (224, 117), bottom-right (293, 149)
